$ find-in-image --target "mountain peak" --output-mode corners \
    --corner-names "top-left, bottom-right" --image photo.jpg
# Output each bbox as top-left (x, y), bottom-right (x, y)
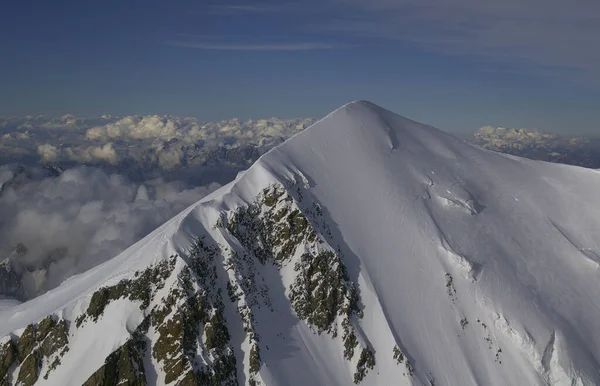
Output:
top-left (2, 103), bottom-right (600, 385)
top-left (331, 99), bottom-right (380, 112)
top-left (319, 100), bottom-right (397, 126)
top-left (258, 100), bottom-right (457, 173)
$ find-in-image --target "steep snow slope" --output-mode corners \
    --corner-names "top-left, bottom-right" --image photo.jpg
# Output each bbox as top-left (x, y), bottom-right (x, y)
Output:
top-left (2, 101), bottom-right (600, 386)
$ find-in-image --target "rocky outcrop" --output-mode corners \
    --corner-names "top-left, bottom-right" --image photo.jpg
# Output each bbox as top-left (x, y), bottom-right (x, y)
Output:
top-left (0, 316), bottom-right (69, 386)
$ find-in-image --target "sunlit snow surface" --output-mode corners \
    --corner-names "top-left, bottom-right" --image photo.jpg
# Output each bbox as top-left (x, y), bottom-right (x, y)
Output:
top-left (2, 101), bottom-right (600, 385)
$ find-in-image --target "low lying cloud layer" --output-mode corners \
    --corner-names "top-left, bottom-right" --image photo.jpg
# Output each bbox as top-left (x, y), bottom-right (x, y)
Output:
top-left (0, 164), bottom-right (221, 298)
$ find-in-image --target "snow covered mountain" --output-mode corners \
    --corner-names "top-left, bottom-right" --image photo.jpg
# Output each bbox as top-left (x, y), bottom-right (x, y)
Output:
top-left (2, 101), bottom-right (600, 386)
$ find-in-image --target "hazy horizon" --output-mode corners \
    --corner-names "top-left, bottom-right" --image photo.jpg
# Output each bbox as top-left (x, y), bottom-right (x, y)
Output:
top-left (1, 1), bottom-right (599, 134)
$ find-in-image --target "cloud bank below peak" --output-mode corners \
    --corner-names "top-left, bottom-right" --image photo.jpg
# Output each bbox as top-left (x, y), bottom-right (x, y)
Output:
top-left (0, 114), bottom-right (317, 181)
top-left (0, 164), bottom-right (221, 299)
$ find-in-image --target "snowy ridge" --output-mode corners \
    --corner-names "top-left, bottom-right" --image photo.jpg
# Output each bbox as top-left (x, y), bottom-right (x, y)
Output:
top-left (2, 101), bottom-right (600, 385)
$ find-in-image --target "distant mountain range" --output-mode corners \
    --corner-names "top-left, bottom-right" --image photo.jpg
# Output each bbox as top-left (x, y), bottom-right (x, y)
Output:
top-left (470, 126), bottom-right (600, 168)
top-left (0, 115), bottom-right (316, 185)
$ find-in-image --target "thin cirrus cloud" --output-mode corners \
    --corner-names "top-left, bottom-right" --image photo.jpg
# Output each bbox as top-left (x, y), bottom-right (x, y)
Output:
top-left (178, 0), bottom-right (600, 83)
top-left (201, 3), bottom-right (313, 15)
top-left (171, 0), bottom-right (599, 85)
top-left (167, 40), bottom-right (349, 51)
top-left (328, 0), bottom-right (600, 81)
top-left (205, 4), bottom-right (290, 14)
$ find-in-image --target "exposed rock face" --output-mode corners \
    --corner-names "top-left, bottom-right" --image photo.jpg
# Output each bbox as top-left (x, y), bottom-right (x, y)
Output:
top-left (225, 183), bottom-right (372, 384)
top-left (0, 181), bottom-right (374, 385)
top-left (0, 340), bottom-right (17, 385)
top-left (0, 317), bottom-right (69, 386)
top-left (82, 325), bottom-right (147, 386)
top-left (0, 244), bottom-right (69, 301)
top-left (0, 244), bottom-right (29, 301)
top-left (0, 260), bottom-right (23, 301)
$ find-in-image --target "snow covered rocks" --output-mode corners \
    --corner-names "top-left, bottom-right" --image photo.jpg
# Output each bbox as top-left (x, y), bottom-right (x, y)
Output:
top-left (2, 101), bottom-right (600, 385)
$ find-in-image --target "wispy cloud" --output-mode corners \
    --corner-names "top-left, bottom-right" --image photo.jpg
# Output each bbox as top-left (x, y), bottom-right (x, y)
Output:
top-left (211, 5), bottom-right (278, 13)
top-left (167, 40), bottom-right (349, 51)
top-left (326, 0), bottom-right (600, 81)
top-left (201, 3), bottom-right (306, 15)
top-left (179, 0), bottom-right (600, 83)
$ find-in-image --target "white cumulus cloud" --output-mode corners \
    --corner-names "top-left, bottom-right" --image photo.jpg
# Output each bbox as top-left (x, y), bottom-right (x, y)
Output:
top-left (37, 144), bottom-right (60, 163)
top-left (65, 143), bottom-right (120, 165)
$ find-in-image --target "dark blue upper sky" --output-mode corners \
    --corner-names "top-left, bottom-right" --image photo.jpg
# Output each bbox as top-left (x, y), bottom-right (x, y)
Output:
top-left (1, 0), bottom-right (599, 133)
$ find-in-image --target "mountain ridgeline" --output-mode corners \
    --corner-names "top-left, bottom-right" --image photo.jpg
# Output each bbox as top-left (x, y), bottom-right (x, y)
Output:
top-left (1, 180), bottom-right (374, 386)
top-left (2, 101), bottom-right (600, 385)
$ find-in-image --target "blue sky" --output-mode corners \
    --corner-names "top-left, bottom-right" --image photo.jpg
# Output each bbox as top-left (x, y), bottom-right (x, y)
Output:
top-left (1, 0), bottom-right (599, 133)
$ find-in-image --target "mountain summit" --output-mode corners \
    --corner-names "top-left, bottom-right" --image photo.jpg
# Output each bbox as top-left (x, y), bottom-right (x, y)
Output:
top-left (2, 101), bottom-right (600, 385)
